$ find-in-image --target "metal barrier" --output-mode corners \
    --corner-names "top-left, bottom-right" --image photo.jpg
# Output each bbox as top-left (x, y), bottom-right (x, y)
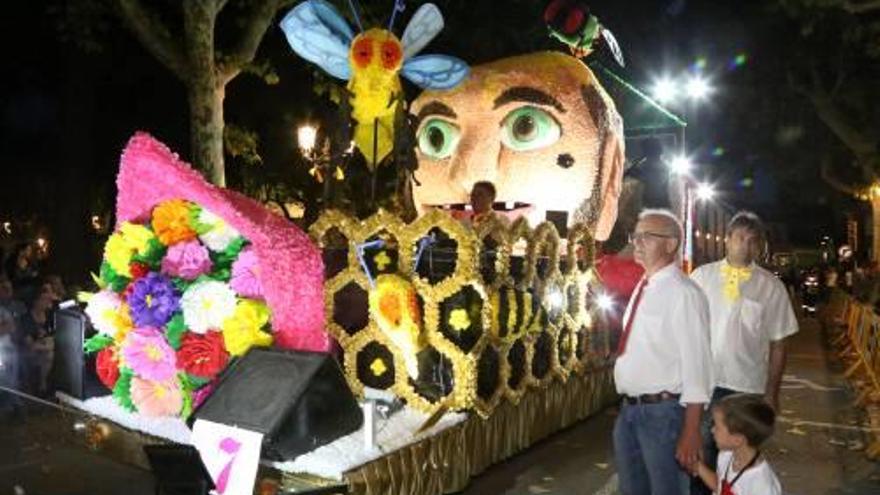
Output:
top-left (824, 290), bottom-right (880, 458)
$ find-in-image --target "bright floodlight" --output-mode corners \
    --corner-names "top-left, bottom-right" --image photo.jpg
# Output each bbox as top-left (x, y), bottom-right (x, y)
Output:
top-left (668, 156), bottom-right (692, 175)
top-left (297, 125), bottom-right (318, 154)
top-left (685, 76), bottom-right (712, 100)
top-left (547, 287), bottom-right (565, 312)
top-left (596, 293), bottom-right (614, 312)
top-left (696, 182), bottom-right (716, 201)
top-left (652, 77), bottom-right (677, 104)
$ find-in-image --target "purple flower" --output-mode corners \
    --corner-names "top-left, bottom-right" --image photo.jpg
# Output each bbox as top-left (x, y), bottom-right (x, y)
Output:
top-left (161, 240), bottom-right (212, 280)
top-left (230, 247), bottom-right (263, 299)
top-left (127, 272), bottom-right (180, 327)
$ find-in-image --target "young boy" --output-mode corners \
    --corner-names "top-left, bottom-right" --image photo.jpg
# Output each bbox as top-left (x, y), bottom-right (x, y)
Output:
top-left (694, 393), bottom-right (782, 495)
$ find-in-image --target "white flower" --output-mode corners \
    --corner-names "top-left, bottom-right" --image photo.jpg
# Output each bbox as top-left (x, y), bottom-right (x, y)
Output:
top-left (180, 280), bottom-right (237, 334)
top-left (85, 290), bottom-right (124, 336)
top-left (198, 209), bottom-right (241, 252)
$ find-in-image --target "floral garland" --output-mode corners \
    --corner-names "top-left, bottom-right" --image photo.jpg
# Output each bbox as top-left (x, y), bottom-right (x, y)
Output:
top-left (83, 199), bottom-right (274, 418)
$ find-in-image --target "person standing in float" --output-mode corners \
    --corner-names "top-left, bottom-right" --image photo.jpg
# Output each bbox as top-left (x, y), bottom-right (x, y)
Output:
top-left (689, 211), bottom-right (797, 495)
top-left (613, 209), bottom-right (712, 495)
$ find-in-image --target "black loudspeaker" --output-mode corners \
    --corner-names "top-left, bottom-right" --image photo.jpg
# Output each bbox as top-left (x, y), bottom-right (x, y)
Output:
top-left (53, 307), bottom-right (111, 400)
top-left (144, 444), bottom-right (214, 495)
top-left (192, 348), bottom-right (363, 461)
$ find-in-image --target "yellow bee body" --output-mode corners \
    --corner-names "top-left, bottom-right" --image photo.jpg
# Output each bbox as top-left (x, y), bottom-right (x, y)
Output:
top-left (347, 28), bottom-right (404, 168)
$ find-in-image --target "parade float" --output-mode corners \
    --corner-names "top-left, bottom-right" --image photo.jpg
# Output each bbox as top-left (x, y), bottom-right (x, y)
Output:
top-left (54, 1), bottom-right (644, 493)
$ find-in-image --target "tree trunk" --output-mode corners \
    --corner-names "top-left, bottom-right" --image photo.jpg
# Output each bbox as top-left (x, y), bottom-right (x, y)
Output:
top-left (188, 83), bottom-right (226, 186)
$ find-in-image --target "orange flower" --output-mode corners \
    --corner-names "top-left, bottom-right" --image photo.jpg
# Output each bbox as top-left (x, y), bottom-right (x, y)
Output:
top-left (151, 199), bottom-right (197, 245)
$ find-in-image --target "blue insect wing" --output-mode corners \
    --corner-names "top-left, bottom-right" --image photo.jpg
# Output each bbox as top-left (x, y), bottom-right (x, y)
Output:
top-left (280, 1), bottom-right (352, 81)
top-left (401, 55), bottom-right (469, 90)
top-left (309, 0), bottom-right (355, 42)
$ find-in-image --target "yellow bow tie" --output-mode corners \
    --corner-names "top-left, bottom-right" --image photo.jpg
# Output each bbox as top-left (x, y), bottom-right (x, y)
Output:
top-left (720, 262), bottom-right (752, 302)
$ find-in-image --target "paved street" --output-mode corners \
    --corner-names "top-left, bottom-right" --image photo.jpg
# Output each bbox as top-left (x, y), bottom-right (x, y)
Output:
top-left (461, 316), bottom-right (880, 495)
top-left (2, 314), bottom-right (879, 494)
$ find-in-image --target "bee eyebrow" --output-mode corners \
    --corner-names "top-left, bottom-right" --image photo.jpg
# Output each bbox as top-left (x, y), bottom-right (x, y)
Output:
top-left (493, 86), bottom-right (566, 113)
top-left (417, 101), bottom-right (457, 121)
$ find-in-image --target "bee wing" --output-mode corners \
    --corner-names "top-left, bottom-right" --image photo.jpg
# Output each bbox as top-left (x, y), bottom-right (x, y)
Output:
top-left (601, 28), bottom-right (625, 67)
top-left (401, 55), bottom-right (469, 90)
top-left (280, 0), bottom-right (353, 80)
top-left (401, 3), bottom-right (444, 60)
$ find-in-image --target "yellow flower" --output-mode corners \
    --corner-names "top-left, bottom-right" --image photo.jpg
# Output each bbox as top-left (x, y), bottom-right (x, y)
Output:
top-left (104, 232), bottom-right (133, 277)
top-left (221, 300), bottom-right (273, 356)
top-left (119, 222), bottom-right (155, 255)
top-left (369, 358), bottom-right (387, 376)
top-left (448, 308), bottom-right (471, 332)
top-left (111, 303), bottom-right (134, 343)
top-left (374, 250), bottom-right (392, 271)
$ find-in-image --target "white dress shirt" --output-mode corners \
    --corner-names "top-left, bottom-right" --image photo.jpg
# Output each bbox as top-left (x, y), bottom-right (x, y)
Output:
top-left (614, 263), bottom-right (713, 404)
top-left (691, 260), bottom-right (799, 394)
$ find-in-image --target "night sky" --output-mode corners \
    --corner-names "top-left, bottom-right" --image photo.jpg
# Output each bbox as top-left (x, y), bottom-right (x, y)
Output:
top-left (0, 0), bottom-right (867, 280)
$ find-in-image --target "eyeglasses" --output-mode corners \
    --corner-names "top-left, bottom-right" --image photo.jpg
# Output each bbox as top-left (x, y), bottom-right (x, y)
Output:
top-left (628, 232), bottom-right (676, 244)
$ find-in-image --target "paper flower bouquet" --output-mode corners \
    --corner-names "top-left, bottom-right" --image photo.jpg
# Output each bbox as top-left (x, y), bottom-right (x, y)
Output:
top-left (84, 199), bottom-right (275, 417)
top-left (81, 132), bottom-right (329, 418)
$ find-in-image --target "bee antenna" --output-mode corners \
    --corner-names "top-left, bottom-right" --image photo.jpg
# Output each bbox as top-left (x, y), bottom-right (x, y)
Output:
top-left (388, 0), bottom-right (406, 31)
top-left (346, 0), bottom-right (364, 32)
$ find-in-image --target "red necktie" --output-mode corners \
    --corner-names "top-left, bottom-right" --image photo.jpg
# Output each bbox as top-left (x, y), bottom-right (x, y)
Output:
top-left (616, 278), bottom-right (648, 356)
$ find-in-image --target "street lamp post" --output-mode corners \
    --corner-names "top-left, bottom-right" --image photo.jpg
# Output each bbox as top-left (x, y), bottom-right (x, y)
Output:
top-left (297, 124), bottom-right (340, 207)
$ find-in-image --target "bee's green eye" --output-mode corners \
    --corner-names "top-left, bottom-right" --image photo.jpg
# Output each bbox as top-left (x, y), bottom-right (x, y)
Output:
top-left (417, 119), bottom-right (460, 159)
top-left (500, 107), bottom-right (561, 151)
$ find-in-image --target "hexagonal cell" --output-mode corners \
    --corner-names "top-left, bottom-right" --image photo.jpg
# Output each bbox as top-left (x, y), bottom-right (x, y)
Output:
top-left (408, 347), bottom-right (455, 403)
top-left (479, 237), bottom-right (500, 286)
top-left (507, 339), bottom-right (527, 390)
top-left (476, 345), bottom-right (501, 401)
top-left (333, 282), bottom-right (369, 336)
top-left (575, 325), bottom-right (589, 362)
top-left (544, 283), bottom-right (565, 324)
top-left (321, 227), bottom-right (349, 280)
top-left (531, 332), bottom-right (554, 380)
top-left (414, 228), bottom-right (458, 285)
top-left (508, 255), bottom-right (528, 286)
top-left (565, 283), bottom-right (580, 319)
top-left (557, 326), bottom-right (574, 368)
top-left (438, 285), bottom-right (484, 354)
top-left (356, 341), bottom-right (396, 390)
top-left (361, 231), bottom-right (399, 277)
top-left (491, 287), bottom-right (540, 342)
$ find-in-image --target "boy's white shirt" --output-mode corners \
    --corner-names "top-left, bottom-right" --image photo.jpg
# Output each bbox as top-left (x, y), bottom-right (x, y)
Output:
top-left (715, 450), bottom-right (782, 495)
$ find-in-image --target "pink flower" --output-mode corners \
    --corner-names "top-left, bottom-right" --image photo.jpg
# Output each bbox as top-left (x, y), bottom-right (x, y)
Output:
top-left (230, 247), bottom-right (263, 299)
top-left (121, 327), bottom-right (177, 382)
top-left (130, 377), bottom-right (183, 417)
top-left (161, 240), bottom-right (212, 280)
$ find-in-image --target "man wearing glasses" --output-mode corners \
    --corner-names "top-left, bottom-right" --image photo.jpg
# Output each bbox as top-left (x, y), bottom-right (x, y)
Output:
top-left (689, 211), bottom-right (797, 495)
top-left (614, 209), bottom-right (712, 495)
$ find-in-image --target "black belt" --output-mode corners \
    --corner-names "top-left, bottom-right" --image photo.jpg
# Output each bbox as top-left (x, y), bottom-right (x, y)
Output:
top-left (623, 391), bottom-right (680, 405)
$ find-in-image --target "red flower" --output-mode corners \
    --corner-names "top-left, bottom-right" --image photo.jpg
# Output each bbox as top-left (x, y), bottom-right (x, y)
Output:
top-left (96, 347), bottom-right (120, 389)
top-left (129, 262), bottom-right (151, 280)
top-left (177, 331), bottom-right (229, 379)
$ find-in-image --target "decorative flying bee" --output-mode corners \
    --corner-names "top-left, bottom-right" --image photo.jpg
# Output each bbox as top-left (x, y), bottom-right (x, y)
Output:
top-left (543, 0), bottom-right (625, 67)
top-left (281, 0), bottom-right (469, 168)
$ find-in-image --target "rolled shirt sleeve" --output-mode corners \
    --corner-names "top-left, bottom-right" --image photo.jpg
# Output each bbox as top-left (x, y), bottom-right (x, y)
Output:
top-left (766, 278), bottom-right (799, 342)
top-left (673, 284), bottom-right (713, 404)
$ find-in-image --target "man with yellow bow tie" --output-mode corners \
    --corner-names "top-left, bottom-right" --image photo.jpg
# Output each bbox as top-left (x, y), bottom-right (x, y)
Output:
top-left (689, 211), bottom-right (798, 495)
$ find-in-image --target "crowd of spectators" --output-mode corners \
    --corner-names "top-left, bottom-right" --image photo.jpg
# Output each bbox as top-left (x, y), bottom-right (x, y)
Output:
top-left (0, 242), bottom-right (70, 415)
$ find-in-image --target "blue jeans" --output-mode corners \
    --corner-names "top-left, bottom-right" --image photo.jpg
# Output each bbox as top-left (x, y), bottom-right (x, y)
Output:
top-left (614, 399), bottom-right (690, 495)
